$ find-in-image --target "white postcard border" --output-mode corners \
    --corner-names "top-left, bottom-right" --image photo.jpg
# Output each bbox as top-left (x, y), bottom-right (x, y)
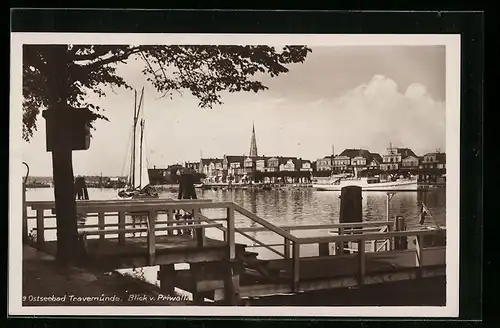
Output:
top-left (9, 33), bottom-right (461, 317)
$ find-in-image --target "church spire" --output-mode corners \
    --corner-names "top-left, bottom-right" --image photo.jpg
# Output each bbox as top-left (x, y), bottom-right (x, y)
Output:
top-left (249, 122), bottom-right (258, 157)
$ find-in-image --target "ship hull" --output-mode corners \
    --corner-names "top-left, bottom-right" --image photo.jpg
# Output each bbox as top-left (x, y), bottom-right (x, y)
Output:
top-left (313, 180), bottom-right (419, 191)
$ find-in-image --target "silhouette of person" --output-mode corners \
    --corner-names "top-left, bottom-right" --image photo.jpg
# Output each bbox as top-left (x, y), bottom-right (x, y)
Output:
top-left (75, 177), bottom-right (89, 200)
top-left (176, 169), bottom-right (198, 235)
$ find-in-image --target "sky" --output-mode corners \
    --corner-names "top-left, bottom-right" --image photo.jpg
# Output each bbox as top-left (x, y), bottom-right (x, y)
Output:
top-left (20, 45), bottom-right (446, 177)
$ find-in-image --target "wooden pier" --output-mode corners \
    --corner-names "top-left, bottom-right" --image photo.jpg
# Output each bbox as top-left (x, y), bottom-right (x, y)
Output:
top-left (23, 197), bottom-right (446, 305)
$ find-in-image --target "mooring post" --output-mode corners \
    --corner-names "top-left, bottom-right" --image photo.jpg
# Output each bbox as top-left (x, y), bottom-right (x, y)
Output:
top-left (339, 186), bottom-right (362, 254)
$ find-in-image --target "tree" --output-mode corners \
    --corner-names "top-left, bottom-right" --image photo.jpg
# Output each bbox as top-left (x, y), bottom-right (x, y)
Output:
top-left (23, 44), bottom-right (312, 264)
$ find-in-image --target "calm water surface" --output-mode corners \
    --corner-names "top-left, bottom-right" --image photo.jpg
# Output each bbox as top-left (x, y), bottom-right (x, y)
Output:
top-left (25, 187), bottom-right (446, 292)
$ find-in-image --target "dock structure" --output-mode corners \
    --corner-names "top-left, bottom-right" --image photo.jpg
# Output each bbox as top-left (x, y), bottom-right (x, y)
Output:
top-left (23, 196), bottom-right (446, 305)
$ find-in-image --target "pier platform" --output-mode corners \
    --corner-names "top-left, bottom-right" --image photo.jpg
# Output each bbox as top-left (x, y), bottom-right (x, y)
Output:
top-left (23, 197), bottom-right (446, 305)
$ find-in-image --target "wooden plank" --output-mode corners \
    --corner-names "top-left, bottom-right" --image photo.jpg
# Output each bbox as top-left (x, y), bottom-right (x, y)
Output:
top-left (27, 198), bottom-right (214, 209)
top-left (236, 228), bottom-right (284, 258)
top-left (83, 223), bottom-right (223, 236)
top-left (70, 201), bottom-right (235, 213)
top-left (299, 229), bottom-right (446, 245)
top-left (232, 204), bottom-right (298, 242)
top-left (238, 266), bottom-right (446, 298)
top-left (236, 221), bottom-right (392, 233)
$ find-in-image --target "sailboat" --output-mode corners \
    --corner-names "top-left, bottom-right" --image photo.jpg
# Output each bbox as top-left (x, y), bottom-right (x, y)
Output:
top-left (117, 88), bottom-right (159, 199)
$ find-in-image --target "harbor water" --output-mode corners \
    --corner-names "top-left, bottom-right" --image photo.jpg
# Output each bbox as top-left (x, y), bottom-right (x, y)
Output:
top-left (25, 187), bottom-right (446, 296)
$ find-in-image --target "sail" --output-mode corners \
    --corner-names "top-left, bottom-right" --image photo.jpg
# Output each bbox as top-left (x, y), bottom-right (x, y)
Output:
top-left (132, 124), bottom-right (150, 189)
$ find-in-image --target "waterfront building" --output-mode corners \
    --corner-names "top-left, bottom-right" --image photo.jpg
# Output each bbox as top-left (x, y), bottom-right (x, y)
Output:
top-left (316, 156), bottom-right (332, 171)
top-left (332, 155), bottom-right (350, 172)
top-left (299, 159), bottom-right (313, 171)
top-left (380, 146), bottom-right (417, 171)
top-left (266, 157), bottom-right (280, 172)
top-left (279, 157), bottom-right (297, 172)
top-left (367, 153), bottom-right (383, 170)
top-left (422, 152), bottom-right (446, 170)
top-left (402, 155), bottom-right (420, 168)
top-left (184, 161), bottom-right (200, 172)
top-left (199, 158), bottom-right (224, 182)
top-left (255, 156), bottom-right (269, 172)
top-left (332, 149), bottom-right (372, 173)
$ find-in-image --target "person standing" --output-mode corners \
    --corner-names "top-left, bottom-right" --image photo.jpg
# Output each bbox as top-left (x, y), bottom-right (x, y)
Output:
top-left (176, 168), bottom-right (198, 235)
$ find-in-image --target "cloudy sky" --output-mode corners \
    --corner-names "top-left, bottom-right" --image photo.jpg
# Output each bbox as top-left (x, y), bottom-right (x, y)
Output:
top-left (21, 45), bottom-right (446, 176)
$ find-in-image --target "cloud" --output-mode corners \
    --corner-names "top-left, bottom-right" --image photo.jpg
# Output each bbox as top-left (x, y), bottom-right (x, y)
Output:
top-left (327, 74), bottom-right (445, 155)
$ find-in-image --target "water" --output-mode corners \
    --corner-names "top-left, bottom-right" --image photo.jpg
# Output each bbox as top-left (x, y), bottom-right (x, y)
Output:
top-left (25, 187), bottom-right (446, 293)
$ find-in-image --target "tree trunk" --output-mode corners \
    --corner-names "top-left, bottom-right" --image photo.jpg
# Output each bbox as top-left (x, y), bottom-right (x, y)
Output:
top-left (52, 146), bottom-right (79, 263)
top-left (45, 45), bottom-right (80, 264)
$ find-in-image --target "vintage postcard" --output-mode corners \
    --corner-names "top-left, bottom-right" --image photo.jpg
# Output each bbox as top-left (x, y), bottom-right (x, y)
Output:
top-left (9, 33), bottom-right (460, 317)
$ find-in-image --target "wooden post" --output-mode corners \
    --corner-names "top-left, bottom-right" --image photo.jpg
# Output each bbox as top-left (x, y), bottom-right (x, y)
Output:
top-left (226, 206), bottom-right (235, 260)
top-left (223, 261), bottom-right (241, 305)
top-left (147, 210), bottom-right (157, 265)
top-left (358, 237), bottom-right (366, 285)
top-left (386, 193), bottom-right (391, 222)
top-left (336, 226), bottom-right (345, 255)
top-left (292, 241), bottom-right (300, 293)
top-left (394, 216), bottom-right (407, 250)
top-left (118, 211), bottom-right (125, 245)
top-left (166, 208), bottom-right (174, 236)
top-left (22, 183), bottom-right (28, 244)
top-left (318, 242), bottom-right (329, 256)
top-left (98, 211), bottom-right (105, 242)
top-left (415, 235), bottom-right (425, 278)
top-left (284, 237), bottom-right (291, 259)
top-left (36, 209), bottom-right (45, 246)
top-left (158, 264), bottom-right (176, 295)
top-left (193, 208), bottom-right (205, 247)
top-left (196, 227), bottom-right (206, 248)
top-left (387, 223), bottom-right (393, 251)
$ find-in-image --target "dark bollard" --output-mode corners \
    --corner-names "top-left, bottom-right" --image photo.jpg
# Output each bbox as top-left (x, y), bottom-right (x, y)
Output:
top-left (338, 186), bottom-right (363, 254)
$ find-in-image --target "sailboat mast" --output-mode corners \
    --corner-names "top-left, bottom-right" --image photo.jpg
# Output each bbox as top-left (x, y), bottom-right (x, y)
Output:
top-left (131, 90), bottom-right (138, 187)
top-left (139, 119), bottom-right (145, 188)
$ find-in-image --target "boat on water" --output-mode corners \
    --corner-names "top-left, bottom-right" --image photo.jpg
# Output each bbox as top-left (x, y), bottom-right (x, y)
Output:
top-left (313, 171), bottom-right (419, 192)
top-left (117, 88), bottom-right (158, 200)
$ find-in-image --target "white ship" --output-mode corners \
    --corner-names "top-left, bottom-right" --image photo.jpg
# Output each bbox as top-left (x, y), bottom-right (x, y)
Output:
top-left (313, 170), bottom-right (419, 191)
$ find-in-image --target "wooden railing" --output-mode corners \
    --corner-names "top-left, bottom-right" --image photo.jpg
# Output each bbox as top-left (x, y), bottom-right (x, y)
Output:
top-left (24, 198), bottom-right (445, 293)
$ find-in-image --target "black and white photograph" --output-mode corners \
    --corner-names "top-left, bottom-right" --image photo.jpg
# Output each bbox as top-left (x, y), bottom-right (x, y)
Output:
top-left (9, 33), bottom-right (460, 317)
